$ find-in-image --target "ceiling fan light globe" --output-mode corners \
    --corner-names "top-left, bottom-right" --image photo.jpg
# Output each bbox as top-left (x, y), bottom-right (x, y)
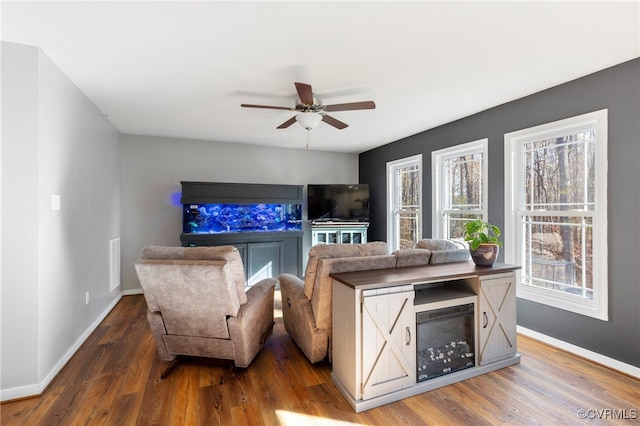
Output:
top-left (295, 112), bottom-right (323, 130)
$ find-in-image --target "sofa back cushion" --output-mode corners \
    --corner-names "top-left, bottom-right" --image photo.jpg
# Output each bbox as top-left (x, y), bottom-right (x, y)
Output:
top-left (303, 241), bottom-right (389, 299)
top-left (393, 248), bottom-right (432, 267)
top-left (311, 254), bottom-right (398, 333)
top-left (142, 245), bottom-right (247, 304)
top-left (415, 239), bottom-right (470, 264)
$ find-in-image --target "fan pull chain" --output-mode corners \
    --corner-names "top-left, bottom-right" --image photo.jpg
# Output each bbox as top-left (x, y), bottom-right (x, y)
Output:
top-left (306, 129), bottom-right (311, 156)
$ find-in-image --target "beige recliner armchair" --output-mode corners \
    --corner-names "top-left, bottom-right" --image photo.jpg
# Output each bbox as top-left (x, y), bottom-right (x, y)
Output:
top-left (134, 245), bottom-right (275, 380)
top-left (278, 242), bottom-right (397, 364)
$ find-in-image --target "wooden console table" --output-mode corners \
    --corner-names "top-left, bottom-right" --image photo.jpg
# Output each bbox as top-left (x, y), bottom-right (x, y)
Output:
top-left (331, 261), bottom-right (521, 412)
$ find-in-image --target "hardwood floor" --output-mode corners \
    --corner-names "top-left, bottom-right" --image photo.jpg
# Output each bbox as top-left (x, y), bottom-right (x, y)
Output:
top-left (2, 294), bottom-right (638, 425)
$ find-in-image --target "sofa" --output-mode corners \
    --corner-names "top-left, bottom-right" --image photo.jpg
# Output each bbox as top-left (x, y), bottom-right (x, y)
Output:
top-left (278, 239), bottom-right (470, 364)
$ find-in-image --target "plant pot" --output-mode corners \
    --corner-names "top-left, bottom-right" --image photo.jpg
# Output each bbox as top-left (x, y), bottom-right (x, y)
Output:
top-left (469, 244), bottom-right (499, 266)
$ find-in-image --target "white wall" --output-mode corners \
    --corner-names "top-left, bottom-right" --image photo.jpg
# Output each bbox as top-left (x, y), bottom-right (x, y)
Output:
top-left (121, 134), bottom-right (359, 291)
top-left (1, 42), bottom-right (40, 394)
top-left (1, 42), bottom-right (122, 400)
top-left (1, 41), bottom-right (358, 399)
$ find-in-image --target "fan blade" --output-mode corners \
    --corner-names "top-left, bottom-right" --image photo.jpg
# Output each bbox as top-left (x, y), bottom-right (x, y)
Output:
top-left (241, 103), bottom-right (294, 111)
top-left (324, 101), bottom-right (376, 112)
top-left (322, 114), bottom-right (349, 129)
top-left (294, 82), bottom-right (314, 105)
top-left (277, 116), bottom-right (297, 129)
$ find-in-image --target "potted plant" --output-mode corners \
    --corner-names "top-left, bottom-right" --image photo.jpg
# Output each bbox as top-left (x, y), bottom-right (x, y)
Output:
top-left (464, 219), bottom-right (503, 266)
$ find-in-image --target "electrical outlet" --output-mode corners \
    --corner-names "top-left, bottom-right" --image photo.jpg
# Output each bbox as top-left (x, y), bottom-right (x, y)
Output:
top-left (85, 292), bottom-right (90, 305)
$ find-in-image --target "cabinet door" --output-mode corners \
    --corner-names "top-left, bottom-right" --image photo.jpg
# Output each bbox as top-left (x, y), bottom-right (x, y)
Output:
top-left (313, 230), bottom-right (326, 245)
top-left (478, 273), bottom-right (517, 365)
top-left (313, 229), bottom-right (338, 244)
top-left (247, 242), bottom-right (282, 286)
top-left (282, 236), bottom-right (302, 276)
top-left (361, 287), bottom-right (415, 400)
top-left (340, 230), bottom-right (354, 244)
top-left (340, 229), bottom-right (367, 244)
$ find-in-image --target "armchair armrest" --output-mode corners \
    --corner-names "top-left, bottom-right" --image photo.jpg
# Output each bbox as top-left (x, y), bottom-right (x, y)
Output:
top-left (227, 278), bottom-right (276, 368)
top-left (244, 277), bottom-right (277, 305)
top-left (278, 273), bottom-right (329, 363)
top-left (277, 273), bottom-right (306, 302)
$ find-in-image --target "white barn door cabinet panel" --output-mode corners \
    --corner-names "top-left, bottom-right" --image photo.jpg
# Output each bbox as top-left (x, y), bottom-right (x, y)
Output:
top-left (478, 272), bottom-right (517, 365)
top-left (361, 286), bottom-right (415, 400)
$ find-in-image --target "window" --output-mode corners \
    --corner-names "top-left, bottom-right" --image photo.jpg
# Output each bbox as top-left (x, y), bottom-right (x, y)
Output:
top-left (504, 110), bottom-right (608, 320)
top-left (387, 155), bottom-right (422, 251)
top-left (432, 139), bottom-right (488, 239)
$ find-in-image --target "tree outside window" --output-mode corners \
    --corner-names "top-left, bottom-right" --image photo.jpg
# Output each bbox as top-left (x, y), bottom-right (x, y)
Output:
top-left (505, 110), bottom-right (608, 320)
top-left (387, 155), bottom-right (422, 251)
top-left (433, 140), bottom-right (487, 240)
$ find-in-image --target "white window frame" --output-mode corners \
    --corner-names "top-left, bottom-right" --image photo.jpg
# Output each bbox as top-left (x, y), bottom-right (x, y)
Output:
top-left (387, 154), bottom-right (422, 251)
top-left (504, 109), bottom-right (608, 320)
top-left (432, 139), bottom-right (488, 239)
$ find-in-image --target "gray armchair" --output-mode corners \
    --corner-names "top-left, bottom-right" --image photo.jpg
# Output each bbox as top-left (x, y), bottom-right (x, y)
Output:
top-left (278, 242), bottom-right (397, 364)
top-left (134, 245), bottom-right (275, 381)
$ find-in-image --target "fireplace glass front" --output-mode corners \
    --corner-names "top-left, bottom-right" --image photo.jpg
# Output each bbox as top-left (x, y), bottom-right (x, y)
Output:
top-left (416, 303), bottom-right (475, 381)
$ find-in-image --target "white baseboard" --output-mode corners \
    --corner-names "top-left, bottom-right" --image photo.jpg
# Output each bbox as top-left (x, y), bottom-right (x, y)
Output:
top-left (1, 293), bottom-right (124, 402)
top-left (517, 326), bottom-right (640, 379)
top-left (123, 288), bottom-right (143, 296)
top-left (0, 383), bottom-right (42, 403)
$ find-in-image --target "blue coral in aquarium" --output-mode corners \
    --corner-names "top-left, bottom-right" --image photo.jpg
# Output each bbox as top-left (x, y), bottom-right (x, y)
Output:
top-left (183, 203), bottom-right (302, 234)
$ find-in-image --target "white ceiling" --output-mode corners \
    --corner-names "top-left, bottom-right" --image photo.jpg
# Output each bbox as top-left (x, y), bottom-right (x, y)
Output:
top-left (2, 1), bottom-right (639, 153)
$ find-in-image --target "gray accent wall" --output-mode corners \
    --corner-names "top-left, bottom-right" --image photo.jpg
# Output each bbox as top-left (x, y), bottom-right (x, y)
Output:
top-left (120, 134), bottom-right (358, 292)
top-left (359, 58), bottom-right (640, 367)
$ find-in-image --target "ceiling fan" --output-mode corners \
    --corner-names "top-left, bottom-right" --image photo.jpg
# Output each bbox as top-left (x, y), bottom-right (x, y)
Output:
top-left (241, 82), bottom-right (376, 131)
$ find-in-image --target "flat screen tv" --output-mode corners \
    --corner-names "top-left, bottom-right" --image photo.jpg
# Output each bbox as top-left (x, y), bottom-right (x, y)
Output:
top-left (307, 184), bottom-right (369, 222)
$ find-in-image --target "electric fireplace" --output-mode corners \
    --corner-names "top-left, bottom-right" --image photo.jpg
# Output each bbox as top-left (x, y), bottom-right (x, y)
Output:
top-left (414, 282), bottom-right (477, 382)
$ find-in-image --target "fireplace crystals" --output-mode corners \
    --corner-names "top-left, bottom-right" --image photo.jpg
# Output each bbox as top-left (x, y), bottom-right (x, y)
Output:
top-left (416, 302), bottom-right (475, 381)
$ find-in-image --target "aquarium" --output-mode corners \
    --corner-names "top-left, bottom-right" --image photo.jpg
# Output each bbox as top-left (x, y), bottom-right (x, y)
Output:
top-left (183, 203), bottom-right (302, 234)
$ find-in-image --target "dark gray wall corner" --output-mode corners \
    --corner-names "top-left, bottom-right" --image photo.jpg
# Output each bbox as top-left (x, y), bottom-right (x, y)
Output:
top-left (359, 58), bottom-right (640, 367)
